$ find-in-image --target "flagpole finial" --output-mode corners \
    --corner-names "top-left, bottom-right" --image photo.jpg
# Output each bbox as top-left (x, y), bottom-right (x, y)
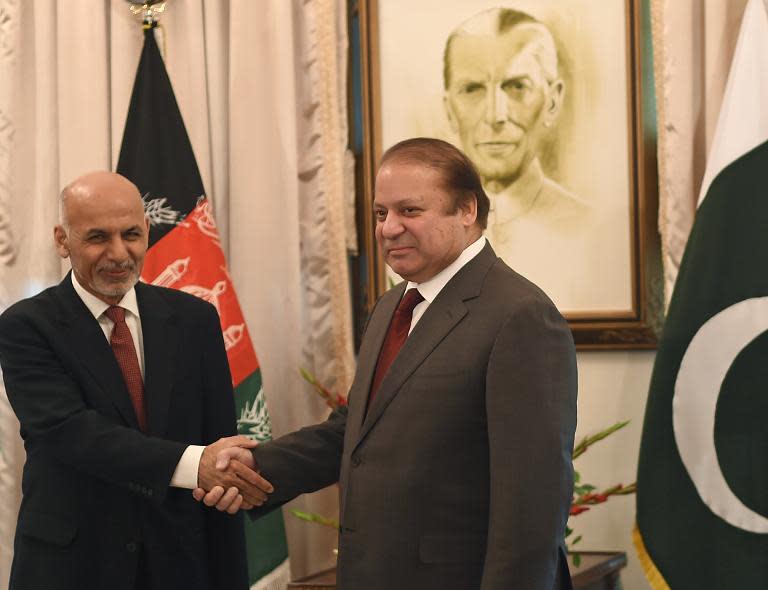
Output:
top-left (126, 1), bottom-right (167, 28)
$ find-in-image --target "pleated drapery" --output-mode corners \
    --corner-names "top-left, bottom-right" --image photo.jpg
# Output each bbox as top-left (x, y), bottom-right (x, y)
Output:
top-left (650, 0), bottom-right (749, 304)
top-left (0, 0), bottom-right (354, 584)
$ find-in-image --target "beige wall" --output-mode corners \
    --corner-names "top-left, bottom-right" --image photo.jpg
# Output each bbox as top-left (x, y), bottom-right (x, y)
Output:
top-left (571, 351), bottom-right (655, 590)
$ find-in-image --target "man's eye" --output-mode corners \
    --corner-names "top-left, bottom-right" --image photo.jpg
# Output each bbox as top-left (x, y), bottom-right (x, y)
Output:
top-left (502, 79), bottom-right (532, 94)
top-left (87, 234), bottom-right (106, 243)
top-left (374, 210), bottom-right (386, 221)
top-left (403, 208), bottom-right (420, 216)
top-left (461, 83), bottom-right (485, 95)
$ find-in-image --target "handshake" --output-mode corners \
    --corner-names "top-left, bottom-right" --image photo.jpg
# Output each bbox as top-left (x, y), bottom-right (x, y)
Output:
top-left (194, 435), bottom-right (270, 514)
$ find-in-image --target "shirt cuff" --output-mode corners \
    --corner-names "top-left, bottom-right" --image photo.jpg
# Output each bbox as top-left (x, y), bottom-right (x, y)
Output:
top-left (170, 445), bottom-right (205, 489)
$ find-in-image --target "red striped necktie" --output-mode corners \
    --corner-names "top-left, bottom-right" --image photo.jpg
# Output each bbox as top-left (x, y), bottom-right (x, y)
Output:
top-left (105, 306), bottom-right (148, 432)
top-left (368, 288), bottom-right (425, 408)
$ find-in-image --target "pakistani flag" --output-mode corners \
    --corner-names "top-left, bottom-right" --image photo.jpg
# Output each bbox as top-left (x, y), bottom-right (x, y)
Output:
top-left (117, 24), bottom-right (290, 589)
top-left (635, 0), bottom-right (768, 587)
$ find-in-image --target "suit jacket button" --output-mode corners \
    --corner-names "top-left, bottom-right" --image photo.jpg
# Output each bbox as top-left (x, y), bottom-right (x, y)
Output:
top-left (126, 541), bottom-right (137, 553)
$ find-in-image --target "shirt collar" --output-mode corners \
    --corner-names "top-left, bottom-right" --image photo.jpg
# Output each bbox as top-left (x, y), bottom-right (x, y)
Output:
top-left (406, 236), bottom-right (486, 302)
top-left (71, 272), bottom-right (140, 321)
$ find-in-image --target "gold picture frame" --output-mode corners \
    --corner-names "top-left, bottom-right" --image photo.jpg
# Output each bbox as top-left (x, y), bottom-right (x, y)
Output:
top-left (356, 0), bottom-right (661, 349)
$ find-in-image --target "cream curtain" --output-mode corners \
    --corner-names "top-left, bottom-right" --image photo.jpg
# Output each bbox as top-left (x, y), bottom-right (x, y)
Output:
top-left (0, 0), bottom-right (354, 584)
top-left (651, 0), bottom-right (749, 304)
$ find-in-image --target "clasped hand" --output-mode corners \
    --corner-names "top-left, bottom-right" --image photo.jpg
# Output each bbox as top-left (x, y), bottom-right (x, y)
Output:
top-left (195, 435), bottom-right (270, 514)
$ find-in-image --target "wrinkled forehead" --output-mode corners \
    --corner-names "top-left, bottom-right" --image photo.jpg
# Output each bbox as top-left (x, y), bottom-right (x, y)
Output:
top-left (446, 23), bottom-right (559, 83)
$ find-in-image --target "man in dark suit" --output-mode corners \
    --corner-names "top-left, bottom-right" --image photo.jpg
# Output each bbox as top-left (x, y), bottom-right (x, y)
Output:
top-left (0, 171), bottom-right (273, 590)
top-left (200, 138), bottom-right (577, 589)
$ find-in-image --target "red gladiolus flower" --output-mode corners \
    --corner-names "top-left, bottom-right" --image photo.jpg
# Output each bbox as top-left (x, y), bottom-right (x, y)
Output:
top-left (570, 505), bottom-right (590, 516)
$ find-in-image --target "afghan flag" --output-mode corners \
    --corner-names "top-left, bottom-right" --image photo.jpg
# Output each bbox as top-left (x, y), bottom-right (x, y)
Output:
top-left (117, 24), bottom-right (290, 590)
top-left (635, 0), bottom-right (768, 587)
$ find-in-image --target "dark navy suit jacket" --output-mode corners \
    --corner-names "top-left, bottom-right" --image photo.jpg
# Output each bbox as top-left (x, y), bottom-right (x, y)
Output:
top-left (0, 275), bottom-right (248, 590)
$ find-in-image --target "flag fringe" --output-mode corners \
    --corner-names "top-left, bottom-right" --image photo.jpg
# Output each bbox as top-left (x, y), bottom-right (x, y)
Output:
top-left (250, 558), bottom-right (291, 590)
top-left (632, 524), bottom-right (671, 590)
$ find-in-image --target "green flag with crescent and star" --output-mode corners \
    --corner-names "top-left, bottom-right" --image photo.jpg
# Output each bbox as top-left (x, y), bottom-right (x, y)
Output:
top-left (635, 0), bottom-right (768, 587)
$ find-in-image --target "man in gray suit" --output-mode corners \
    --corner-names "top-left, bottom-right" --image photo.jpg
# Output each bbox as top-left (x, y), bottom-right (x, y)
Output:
top-left (199, 138), bottom-right (577, 589)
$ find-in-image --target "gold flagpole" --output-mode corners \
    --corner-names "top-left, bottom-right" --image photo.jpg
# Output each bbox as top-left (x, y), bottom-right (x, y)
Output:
top-left (125, 1), bottom-right (170, 58)
top-left (125, 0), bottom-right (167, 28)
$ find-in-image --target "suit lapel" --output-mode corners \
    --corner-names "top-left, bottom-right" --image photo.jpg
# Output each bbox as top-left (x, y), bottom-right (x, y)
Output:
top-left (357, 299), bottom-right (467, 443)
top-left (355, 242), bottom-right (498, 448)
top-left (346, 283), bottom-right (406, 438)
top-left (55, 275), bottom-right (141, 429)
top-left (136, 282), bottom-right (178, 438)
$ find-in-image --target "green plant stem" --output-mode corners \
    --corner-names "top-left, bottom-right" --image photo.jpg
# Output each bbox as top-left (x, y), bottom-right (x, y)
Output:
top-left (299, 367), bottom-right (341, 410)
top-left (290, 509), bottom-right (339, 530)
top-left (572, 421), bottom-right (630, 460)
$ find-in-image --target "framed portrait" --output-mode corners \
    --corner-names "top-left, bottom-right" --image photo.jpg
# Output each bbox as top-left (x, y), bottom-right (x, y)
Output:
top-left (356, 0), bottom-right (661, 349)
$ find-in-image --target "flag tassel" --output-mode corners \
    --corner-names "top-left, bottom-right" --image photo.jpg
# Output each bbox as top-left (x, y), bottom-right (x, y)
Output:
top-left (632, 525), bottom-right (671, 590)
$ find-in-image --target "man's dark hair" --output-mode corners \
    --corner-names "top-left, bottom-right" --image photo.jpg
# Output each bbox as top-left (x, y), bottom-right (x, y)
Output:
top-left (443, 8), bottom-right (539, 89)
top-left (379, 137), bottom-right (490, 229)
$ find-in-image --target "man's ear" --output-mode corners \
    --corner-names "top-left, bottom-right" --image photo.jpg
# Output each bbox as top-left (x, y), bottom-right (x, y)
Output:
top-left (54, 225), bottom-right (70, 259)
top-left (459, 195), bottom-right (478, 227)
top-left (543, 79), bottom-right (565, 126)
top-left (444, 95), bottom-right (459, 133)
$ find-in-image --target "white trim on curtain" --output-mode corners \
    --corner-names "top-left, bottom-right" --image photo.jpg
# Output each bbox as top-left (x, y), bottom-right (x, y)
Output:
top-left (651, 0), bottom-right (749, 304)
top-left (0, 0), bottom-right (353, 581)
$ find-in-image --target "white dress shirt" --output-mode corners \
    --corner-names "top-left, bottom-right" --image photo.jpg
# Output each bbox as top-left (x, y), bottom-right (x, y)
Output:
top-left (406, 236), bottom-right (487, 332)
top-left (71, 273), bottom-right (203, 489)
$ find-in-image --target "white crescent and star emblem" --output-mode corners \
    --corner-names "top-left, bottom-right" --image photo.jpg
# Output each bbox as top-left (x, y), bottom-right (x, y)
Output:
top-left (673, 296), bottom-right (768, 533)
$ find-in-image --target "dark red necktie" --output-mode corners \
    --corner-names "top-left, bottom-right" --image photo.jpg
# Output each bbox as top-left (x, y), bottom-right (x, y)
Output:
top-left (368, 288), bottom-right (425, 407)
top-left (105, 306), bottom-right (148, 432)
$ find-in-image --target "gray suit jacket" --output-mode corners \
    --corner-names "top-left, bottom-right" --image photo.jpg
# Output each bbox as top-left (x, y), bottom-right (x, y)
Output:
top-left (253, 243), bottom-right (577, 589)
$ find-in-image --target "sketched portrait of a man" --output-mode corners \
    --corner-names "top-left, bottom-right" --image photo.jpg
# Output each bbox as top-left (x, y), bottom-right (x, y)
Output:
top-left (377, 1), bottom-right (634, 314)
top-left (443, 8), bottom-right (592, 249)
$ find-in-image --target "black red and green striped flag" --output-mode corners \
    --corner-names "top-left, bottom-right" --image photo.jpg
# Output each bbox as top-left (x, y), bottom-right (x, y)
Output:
top-left (117, 25), bottom-right (290, 589)
top-left (635, 0), bottom-right (768, 587)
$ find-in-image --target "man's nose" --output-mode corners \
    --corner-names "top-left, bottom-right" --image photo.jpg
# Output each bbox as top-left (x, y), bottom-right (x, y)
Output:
top-left (380, 213), bottom-right (405, 238)
top-left (106, 237), bottom-right (130, 260)
top-left (484, 85), bottom-right (509, 125)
